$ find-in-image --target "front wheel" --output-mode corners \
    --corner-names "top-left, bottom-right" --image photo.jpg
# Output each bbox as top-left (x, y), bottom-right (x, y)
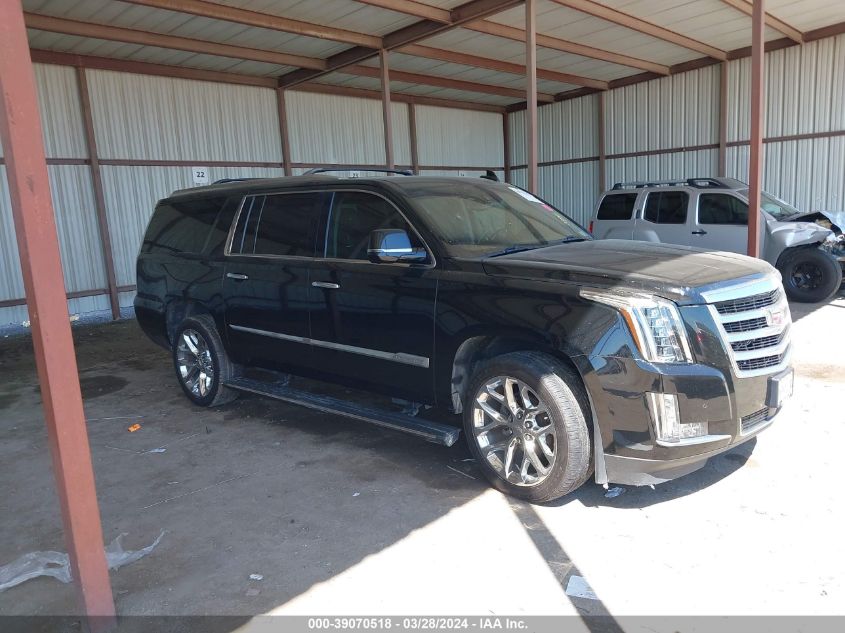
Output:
top-left (778, 247), bottom-right (843, 303)
top-left (172, 315), bottom-right (239, 407)
top-left (463, 351), bottom-right (592, 503)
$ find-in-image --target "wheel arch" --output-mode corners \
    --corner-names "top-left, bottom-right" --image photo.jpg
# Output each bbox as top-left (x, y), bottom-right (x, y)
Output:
top-left (165, 299), bottom-right (218, 345)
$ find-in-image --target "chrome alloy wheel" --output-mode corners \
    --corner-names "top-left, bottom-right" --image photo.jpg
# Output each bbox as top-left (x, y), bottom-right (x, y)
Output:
top-left (471, 376), bottom-right (556, 486)
top-left (176, 329), bottom-right (214, 398)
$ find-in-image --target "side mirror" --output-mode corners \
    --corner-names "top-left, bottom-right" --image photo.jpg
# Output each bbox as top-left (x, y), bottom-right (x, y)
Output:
top-left (367, 229), bottom-right (428, 264)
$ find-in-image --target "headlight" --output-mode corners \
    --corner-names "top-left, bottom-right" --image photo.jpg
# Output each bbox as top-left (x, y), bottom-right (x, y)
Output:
top-left (580, 289), bottom-right (693, 363)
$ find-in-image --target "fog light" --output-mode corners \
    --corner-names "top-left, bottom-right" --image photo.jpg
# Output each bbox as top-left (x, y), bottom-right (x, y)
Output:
top-left (647, 392), bottom-right (708, 444)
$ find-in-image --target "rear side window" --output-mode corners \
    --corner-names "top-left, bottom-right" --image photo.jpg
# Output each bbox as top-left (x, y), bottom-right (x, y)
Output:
top-left (232, 192), bottom-right (325, 257)
top-left (324, 191), bottom-right (421, 260)
top-left (643, 191), bottom-right (688, 224)
top-left (142, 197), bottom-right (226, 255)
top-left (698, 194), bottom-right (749, 225)
top-left (597, 193), bottom-right (637, 220)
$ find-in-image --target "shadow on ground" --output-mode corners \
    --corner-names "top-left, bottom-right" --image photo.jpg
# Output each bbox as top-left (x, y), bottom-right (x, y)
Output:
top-left (0, 319), bottom-right (766, 631)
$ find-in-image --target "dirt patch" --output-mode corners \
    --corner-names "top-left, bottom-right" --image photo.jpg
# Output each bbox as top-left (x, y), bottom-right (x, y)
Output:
top-left (795, 363), bottom-right (845, 383)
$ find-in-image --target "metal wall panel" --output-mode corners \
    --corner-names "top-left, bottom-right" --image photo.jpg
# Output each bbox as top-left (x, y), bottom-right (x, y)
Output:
top-left (0, 164), bottom-right (111, 327)
top-left (415, 106), bottom-right (504, 167)
top-left (538, 162), bottom-right (600, 227)
top-left (606, 65), bottom-right (720, 154)
top-left (101, 165), bottom-right (284, 289)
top-left (286, 90), bottom-right (385, 165)
top-left (86, 70), bottom-right (282, 162)
top-left (34, 63), bottom-right (88, 159)
top-left (605, 149), bottom-right (720, 191)
top-left (727, 137), bottom-right (845, 213)
top-left (508, 167), bottom-right (527, 190)
top-left (48, 164), bottom-right (107, 294)
top-left (728, 34), bottom-right (845, 142)
top-left (508, 109), bottom-right (526, 169)
top-left (538, 94), bottom-right (599, 163)
top-left (391, 101), bottom-right (412, 167)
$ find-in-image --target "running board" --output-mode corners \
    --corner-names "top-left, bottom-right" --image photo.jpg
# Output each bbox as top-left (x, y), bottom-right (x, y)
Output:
top-left (224, 377), bottom-right (460, 447)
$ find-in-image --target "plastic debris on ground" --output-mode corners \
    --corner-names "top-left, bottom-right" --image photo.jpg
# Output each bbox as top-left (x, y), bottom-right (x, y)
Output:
top-left (147, 447), bottom-right (167, 454)
top-left (0, 531), bottom-right (165, 592)
top-left (565, 575), bottom-right (598, 600)
top-left (127, 423), bottom-right (142, 432)
top-left (604, 486), bottom-right (625, 499)
top-left (249, 574), bottom-right (263, 581)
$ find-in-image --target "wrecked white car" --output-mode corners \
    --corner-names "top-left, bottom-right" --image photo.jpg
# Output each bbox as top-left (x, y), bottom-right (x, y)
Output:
top-left (590, 177), bottom-right (844, 303)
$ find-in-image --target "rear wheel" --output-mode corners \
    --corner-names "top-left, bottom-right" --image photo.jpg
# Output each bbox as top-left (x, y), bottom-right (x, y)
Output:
top-left (172, 315), bottom-right (239, 407)
top-left (778, 248), bottom-right (842, 303)
top-left (463, 351), bottom-right (592, 503)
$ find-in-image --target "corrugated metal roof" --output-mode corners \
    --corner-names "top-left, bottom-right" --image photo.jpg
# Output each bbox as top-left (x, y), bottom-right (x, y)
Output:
top-left (600, 0), bottom-right (784, 52)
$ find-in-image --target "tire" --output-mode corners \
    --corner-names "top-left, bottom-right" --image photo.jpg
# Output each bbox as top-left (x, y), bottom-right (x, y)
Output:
top-left (172, 315), bottom-right (240, 407)
top-left (463, 351), bottom-right (592, 503)
top-left (778, 247), bottom-right (843, 303)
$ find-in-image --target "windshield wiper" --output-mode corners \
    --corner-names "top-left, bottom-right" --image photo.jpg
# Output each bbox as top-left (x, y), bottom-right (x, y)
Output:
top-left (486, 244), bottom-right (539, 258)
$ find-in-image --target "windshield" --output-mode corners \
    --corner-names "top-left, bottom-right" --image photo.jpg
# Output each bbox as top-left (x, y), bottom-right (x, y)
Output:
top-left (739, 189), bottom-right (803, 220)
top-left (403, 181), bottom-right (590, 257)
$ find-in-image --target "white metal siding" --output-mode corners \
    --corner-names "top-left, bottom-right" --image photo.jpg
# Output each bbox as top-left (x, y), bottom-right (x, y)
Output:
top-left (538, 162), bottom-right (600, 227)
top-left (727, 138), bottom-right (845, 213)
top-left (49, 165), bottom-right (107, 294)
top-left (539, 94), bottom-right (600, 163)
top-left (606, 65), bottom-right (721, 154)
top-left (415, 106), bottom-right (503, 168)
top-left (34, 64), bottom-right (88, 159)
top-left (508, 109), bottom-right (526, 169)
top-left (606, 149), bottom-right (720, 191)
top-left (391, 102), bottom-right (411, 167)
top-left (728, 33), bottom-right (845, 141)
top-left (101, 165), bottom-right (284, 289)
top-left (86, 70), bottom-right (282, 162)
top-left (286, 91), bottom-right (386, 165)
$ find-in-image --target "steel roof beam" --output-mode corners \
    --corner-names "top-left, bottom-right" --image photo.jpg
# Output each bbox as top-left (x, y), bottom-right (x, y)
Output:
top-left (24, 13), bottom-right (328, 70)
top-left (550, 0), bottom-right (727, 60)
top-left (399, 43), bottom-right (608, 89)
top-left (120, 0), bottom-right (382, 47)
top-left (718, 0), bottom-right (803, 43)
top-left (279, 0), bottom-right (523, 87)
top-left (464, 19), bottom-right (671, 74)
top-left (342, 63), bottom-right (556, 101)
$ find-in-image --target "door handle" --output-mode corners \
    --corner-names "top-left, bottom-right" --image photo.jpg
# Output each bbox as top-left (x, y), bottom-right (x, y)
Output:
top-left (311, 281), bottom-right (340, 289)
top-left (226, 272), bottom-right (249, 280)
top-left (691, 230), bottom-right (708, 235)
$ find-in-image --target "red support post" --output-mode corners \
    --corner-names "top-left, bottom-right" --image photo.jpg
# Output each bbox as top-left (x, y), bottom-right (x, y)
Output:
top-left (747, 0), bottom-right (766, 258)
top-left (526, 0), bottom-right (538, 193)
top-left (380, 49), bottom-right (395, 170)
top-left (0, 1), bottom-right (116, 629)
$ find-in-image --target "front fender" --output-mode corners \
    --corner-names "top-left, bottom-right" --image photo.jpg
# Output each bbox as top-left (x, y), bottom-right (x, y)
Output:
top-left (765, 220), bottom-right (833, 265)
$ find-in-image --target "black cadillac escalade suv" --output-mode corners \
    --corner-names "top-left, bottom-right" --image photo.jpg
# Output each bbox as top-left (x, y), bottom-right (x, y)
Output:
top-left (135, 175), bottom-right (793, 502)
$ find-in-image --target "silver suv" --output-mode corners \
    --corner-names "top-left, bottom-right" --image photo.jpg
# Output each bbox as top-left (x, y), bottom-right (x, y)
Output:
top-left (590, 178), bottom-right (844, 303)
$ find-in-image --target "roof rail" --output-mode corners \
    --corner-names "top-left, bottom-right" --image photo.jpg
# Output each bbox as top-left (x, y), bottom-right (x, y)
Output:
top-left (304, 167), bottom-right (414, 176)
top-left (611, 178), bottom-right (728, 190)
top-left (212, 177), bottom-right (266, 184)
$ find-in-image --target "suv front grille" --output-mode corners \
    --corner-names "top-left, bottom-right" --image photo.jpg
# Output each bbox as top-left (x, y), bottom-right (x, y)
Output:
top-left (741, 407), bottom-right (769, 433)
top-left (736, 354), bottom-right (783, 371)
top-left (714, 289), bottom-right (780, 314)
top-left (723, 316), bottom-right (767, 333)
top-left (731, 331), bottom-right (785, 352)
top-left (705, 277), bottom-right (791, 377)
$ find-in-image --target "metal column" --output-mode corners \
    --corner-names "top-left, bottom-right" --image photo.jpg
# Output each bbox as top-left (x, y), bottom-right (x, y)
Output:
top-left (747, 0), bottom-right (766, 257)
top-left (380, 49), bottom-right (395, 170)
top-left (525, 0), bottom-right (538, 193)
top-left (0, 1), bottom-right (116, 629)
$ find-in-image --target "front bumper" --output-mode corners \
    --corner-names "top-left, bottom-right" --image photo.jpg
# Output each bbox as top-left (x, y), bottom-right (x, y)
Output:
top-left (576, 348), bottom-right (790, 487)
top-left (603, 410), bottom-right (776, 486)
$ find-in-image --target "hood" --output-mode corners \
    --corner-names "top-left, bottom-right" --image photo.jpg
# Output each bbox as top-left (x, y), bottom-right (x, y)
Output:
top-left (481, 239), bottom-right (775, 305)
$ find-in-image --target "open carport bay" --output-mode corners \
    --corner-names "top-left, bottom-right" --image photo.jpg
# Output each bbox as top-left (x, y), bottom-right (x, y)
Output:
top-left (1, 292), bottom-right (842, 622)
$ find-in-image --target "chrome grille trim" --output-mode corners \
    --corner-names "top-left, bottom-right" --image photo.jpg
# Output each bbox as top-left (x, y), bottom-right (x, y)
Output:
top-left (741, 407), bottom-right (769, 434)
top-left (714, 289), bottom-right (780, 314)
top-left (702, 273), bottom-right (792, 378)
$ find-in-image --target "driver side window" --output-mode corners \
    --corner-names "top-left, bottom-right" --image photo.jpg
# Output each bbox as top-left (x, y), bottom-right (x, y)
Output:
top-left (324, 191), bottom-right (422, 260)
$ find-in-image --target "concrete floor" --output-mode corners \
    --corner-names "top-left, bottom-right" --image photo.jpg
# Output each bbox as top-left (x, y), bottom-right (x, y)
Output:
top-left (1, 291), bottom-right (843, 628)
